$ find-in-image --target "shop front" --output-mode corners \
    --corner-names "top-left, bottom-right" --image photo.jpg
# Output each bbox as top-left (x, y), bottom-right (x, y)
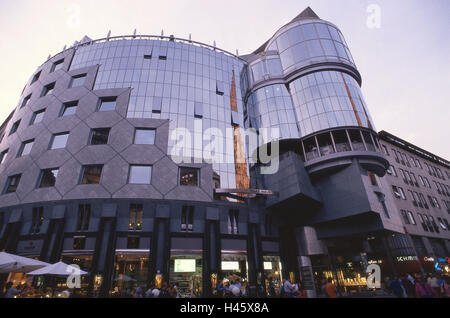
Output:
top-left (110, 250), bottom-right (150, 297)
top-left (262, 255), bottom-right (282, 296)
top-left (169, 237), bottom-right (203, 298)
top-left (60, 252), bottom-right (93, 297)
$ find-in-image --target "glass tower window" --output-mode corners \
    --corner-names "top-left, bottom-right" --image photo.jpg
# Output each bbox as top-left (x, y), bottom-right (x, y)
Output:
top-left (362, 131), bottom-right (375, 152)
top-left (129, 165), bottom-right (152, 184)
top-left (304, 137), bottom-right (319, 160)
top-left (348, 130), bottom-right (365, 151)
top-left (332, 130), bottom-right (351, 152)
top-left (317, 132), bottom-right (335, 156)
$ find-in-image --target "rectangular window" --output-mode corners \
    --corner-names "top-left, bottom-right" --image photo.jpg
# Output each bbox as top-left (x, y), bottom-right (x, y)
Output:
top-left (228, 209), bottom-right (239, 234)
top-left (152, 97), bottom-right (162, 113)
top-left (76, 204), bottom-right (91, 231)
top-left (417, 213), bottom-right (428, 231)
top-left (134, 129), bottom-right (155, 145)
top-left (194, 102), bottom-right (203, 118)
top-left (129, 203), bottom-right (143, 231)
top-left (90, 128), bottom-right (110, 145)
top-left (401, 210), bottom-right (410, 224)
top-left (69, 74), bottom-right (87, 88)
top-left (0, 150), bottom-right (8, 165)
top-left (30, 207), bottom-right (44, 234)
top-left (51, 59), bottom-right (64, 72)
top-left (382, 145), bottom-right (389, 156)
top-left (392, 186), bottom-right (402, 199)
top-left (158, 46), bottom-right (168, 60)
top-left (375, 192), bottom-right (390, 219)
top-left (41, 82), bottom-right (55, 97)
top-left (9, 120), bottom-right (21, 135)
top-left (407, 211), bottom-right (416, 225)
top-left (437, 218), bottom-right (447, 231)
top-left (81, 165), bottom-right (103, 184)
top-left (50, 132), bottom-right (69, 149)
top-left (30, 109), bottom-right (45, 125)
top-left (21, 94), bottom-right (32, 108)
top-left (73, 236), bottom-right (86, 250)
top-left (216, 82), bottom-right (224, 95)
top-left (129, 165), bottom-right (152, 184)
top-left (61, 101), bottom-right (78, 117)
top-left (38, 168), bottom-right (59, 188)
top-left (181, 205), bottom-right (194, 232)
top-left (31, 71), bottom-right (41, 85)
top-left (18, 139), bottom-right (34, 157)
top-left (127, 237), bottom-right (140, 249)
top-left (98, 97), bottom-right (117, 112)
top-left (368, 171), bottom-right (378, 186)
top-left (4, 174), bottom-right (21, 194)
top-left (179, 167), bottom-right (199, 186)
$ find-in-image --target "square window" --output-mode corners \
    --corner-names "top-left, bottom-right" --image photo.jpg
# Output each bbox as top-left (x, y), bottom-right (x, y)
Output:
top-left (70, 74), bottom-right (87, 88)
top-left (81, 165), bottom-right (103, 184)
top-left (19, 139), bottom-right (34, 157)
top-left (50, 132), bottom-right (69, 149)
top-left (134, 129), bottom-right (155, 145)
top-left (30, 109), bottom-right (45, 125)
top-left (61, 101), bottom-right (78, 117)
top-left (179, 167), bottom-right (199, 186)
top-left (38, 168), bottom-right (59, 188)
top-left (0, 149), bottom-right (8, 165)
top-left (127, 236), bottom-right (140, 249)
top-left (152, 97), bottom-right (162, 113)
top-left (216, 82), bottom-right (224, 95)
top-left (4, 174), bottom-right (21, 194)
top-left (51, 59), bottom-right (64, 72)
top-left (159, 46), bottom-right (168, 60)
top-left (98, 97), bottom-right (117, 112)
top-left (129, 165), bottom-right (152, 184)
top-left (9, 120), bottom-right (20, 135)
top-left (90, 128), bottom-right (110, 145)
top-left (41, 82), bottom-right (55, 97)
top-left (31, 71), bottom-right (41, 85)
top-left (73, 237), bottom-right (86, 250)
top-left (21, 94), bottom-right (32, 108)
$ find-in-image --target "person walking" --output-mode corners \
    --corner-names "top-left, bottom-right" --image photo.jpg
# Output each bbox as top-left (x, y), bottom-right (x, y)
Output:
top-left (427, 273), bottom-right (441, 297)
top-left (296, 280), bottom-right (308, 298)
top-left (268, 278), bottom-right (276, 298)
top-left (440, 276), bottom-right (450, 298)
top-left (324, 278), bottom-right (337, 298)
top-left (400, 274), bottom-right (415, 298)
top-left (4, 282), bottom-right (20, 298)
top-left (415, 275), bottom-right (438, 298)
top-left (282, 278), bottom-right (295, 298)
top-left (390, 277), bottom-right (404, 298)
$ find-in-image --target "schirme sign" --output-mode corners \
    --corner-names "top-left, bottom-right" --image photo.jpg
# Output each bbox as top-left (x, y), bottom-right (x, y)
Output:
top-left (170, 123), bottom-right (280, 175)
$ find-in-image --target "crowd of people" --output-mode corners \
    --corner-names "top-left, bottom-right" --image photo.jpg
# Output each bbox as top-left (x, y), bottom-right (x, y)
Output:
top-left (384, 273), bottom-right (450, 298)
top-left (3, 272), bottom-right (449, 298)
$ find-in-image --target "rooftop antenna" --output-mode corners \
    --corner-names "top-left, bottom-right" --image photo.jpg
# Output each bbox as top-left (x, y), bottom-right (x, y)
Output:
top-left (189, 33), bottom-right (192, 42)
top-left (236, 49), bottom-right (239, 56)
top-left (213, 40), bottom-right (216, 50)
top-left (106, 30), bottom-right (111, 41)
top-left (161, 29), bottom-right (164, 38)
top-left (47, 54), bottom-right (51, 60)
top-left (63, 45), bottom-right (67, 51)
top-left (133, 28), bottom-right (137, 38)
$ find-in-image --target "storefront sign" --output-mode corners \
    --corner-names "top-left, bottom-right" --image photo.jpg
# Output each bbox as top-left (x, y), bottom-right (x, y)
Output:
top-left (396, 256), bottom-right (418, 262)
top-left (16, 240), bottom-right (43, 255)
top-left (368, 259), bottom-right (383, 265)
top-left (263, 262), bottom-right (272, 270)
top-left (174, 259), bottom-right (196, 272)
top-left (423, 256), bottom-right (435, 262)
top-left (221, 261), bottom-right (240, 271)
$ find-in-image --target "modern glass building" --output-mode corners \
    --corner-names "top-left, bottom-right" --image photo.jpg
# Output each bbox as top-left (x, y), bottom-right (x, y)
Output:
top-left (0, 7), bottom-right (447, 297)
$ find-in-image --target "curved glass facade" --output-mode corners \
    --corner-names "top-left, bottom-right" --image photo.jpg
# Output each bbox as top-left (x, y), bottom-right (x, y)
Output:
top-left (289, 70), bottom-right (374, 136)
top-left (267, 21), bottom-right (355, 73)
top-left (246, 84), bottom-right (300, 141)
top-left (70, 39), bottom-right (247, 189)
